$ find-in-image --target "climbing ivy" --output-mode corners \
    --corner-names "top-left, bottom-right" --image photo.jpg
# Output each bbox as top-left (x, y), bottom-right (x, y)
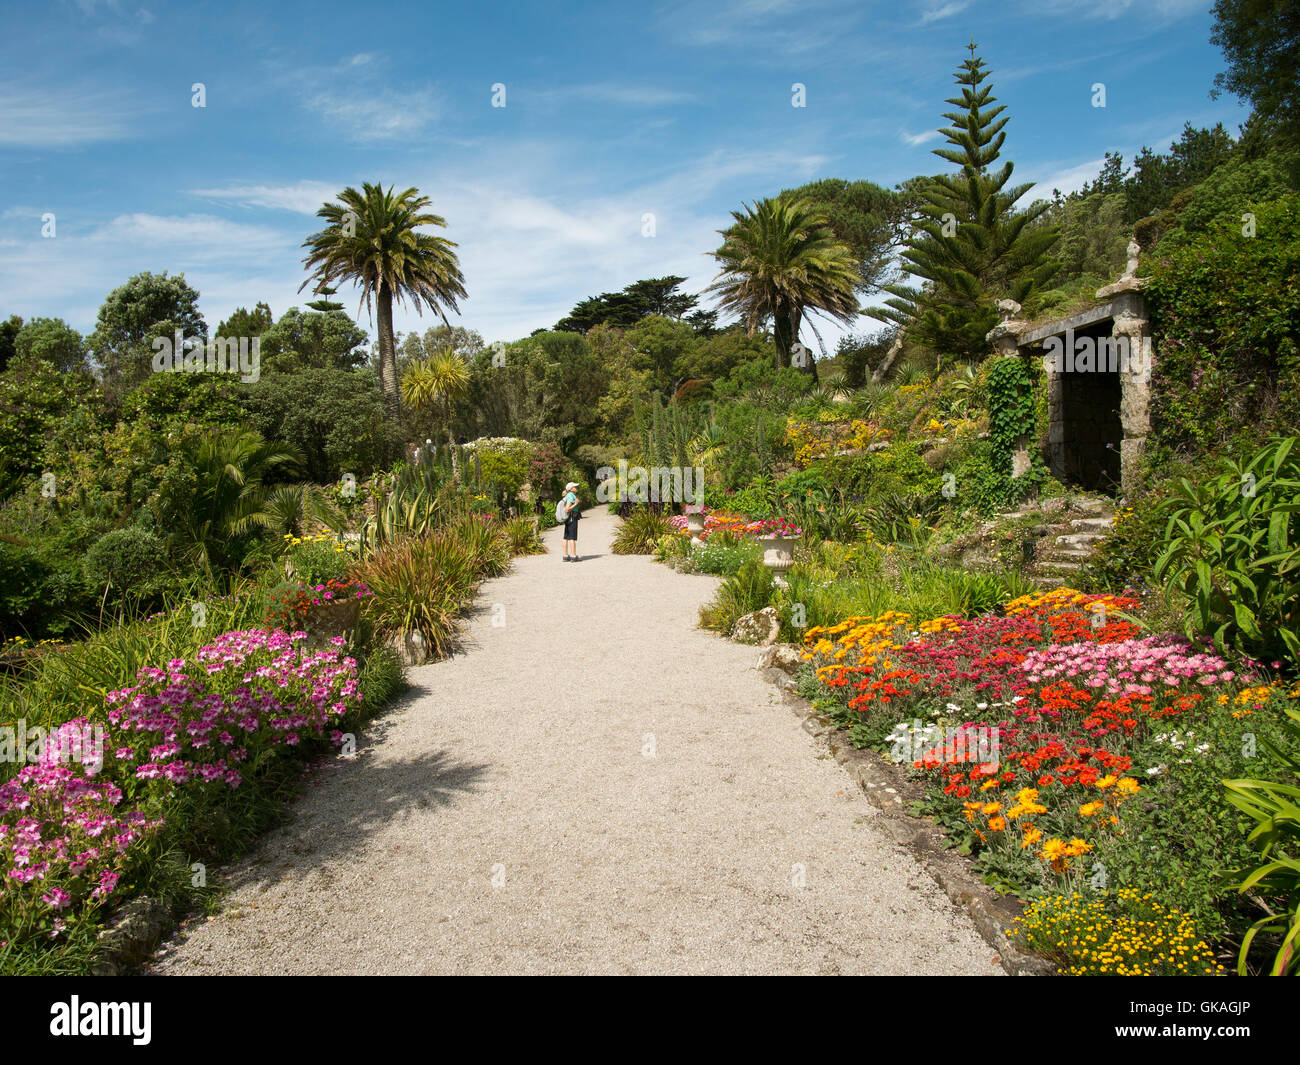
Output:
top-left (986, 356), bottom-right (1037, 479)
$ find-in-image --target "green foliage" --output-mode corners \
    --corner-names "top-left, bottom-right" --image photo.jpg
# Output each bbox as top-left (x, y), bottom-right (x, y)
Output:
top-left (0, 354), bottom-right (98, 497)
top-left (1153, 436), bottom-right (1300, 665)
top-left (1144, 145), bottom-right (1295, 251)
top-left (503, 516), bottom-right (545, 556)
top-left (13, 317), bottom-right (87, 373)
top-left (466, 331), bottom-right (607, 451)
top-left (1147, 193), bottom-right (1300, 457)
top-left (698, 557), bottom-right (774, 633)
top-left (986, 356), bottom-right (1036, 478)
top-left (257, 307), bottom-right (369, 373)
top-left (611, 508), bottom-right (674, 554)
top-left (82, 526), bottom-right (174, 604)
top-left (301, 182), bottom-right (467, 420)
top-left (688, 534), bottom-right (760, 576)
top-left (215, 301), bottom-right (273, 340)
top-left (1211, 0), bottom-right (1300, 148)
top-left (708, 196), bottom-right (859, 374)
top-left (777, 178), bottom-right (910, 295)
top-left (872, 43), bottom-right (1057, 365)
top-left (90, 271), bottom-right (207, 398)
top-left (554, 276), bottom-right (702, 333)
top-left (354, 522), bottom-right (497, 659)
top-left (242, 368), bottom-right (394, 483)
top-left (1225, 703), bottom-right (1300, 975)
top-left (361, 461), bottom-right (451, 553)
top-left (156, 428), bottom-right (304, 581)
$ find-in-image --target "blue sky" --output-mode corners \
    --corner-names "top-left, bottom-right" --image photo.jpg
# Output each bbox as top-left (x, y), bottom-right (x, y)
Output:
top-left (0, 0), bottom-right (1249, 350)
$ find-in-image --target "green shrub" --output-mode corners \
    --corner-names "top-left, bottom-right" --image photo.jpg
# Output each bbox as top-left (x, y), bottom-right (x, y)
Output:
top-left (354, 532), bottom-right (478, 659)
top-left (1147, 193), bottom-right (1300, 459)
top-left (504, 516), bottom-right (545, 556)
top-left (1153, 435), bottom-right (1300, 665)
top-left (611, 509), bottom-right (673, 554)
top-left (699, 557), bottom-right (774, 633)
top-left (82, 525), bottom-right (175, 607)
top-left (690, 535), bottom-right (760, 576)
top-left (1225, 703), bottom-right (1300, 975)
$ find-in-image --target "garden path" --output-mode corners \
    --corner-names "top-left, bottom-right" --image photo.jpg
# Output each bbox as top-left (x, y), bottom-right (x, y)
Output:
top-left (151, 507), bottom-right (999, 975)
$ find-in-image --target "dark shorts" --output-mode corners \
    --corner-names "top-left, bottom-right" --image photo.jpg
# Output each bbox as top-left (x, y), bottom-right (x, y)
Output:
top-left (564, 517), bottom-right (579, 539)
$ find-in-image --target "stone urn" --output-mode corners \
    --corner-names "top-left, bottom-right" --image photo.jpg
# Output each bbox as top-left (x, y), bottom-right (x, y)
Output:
top-left (758, 534), bottom-right (800, 581)
top-left (304, 596), bottom-right (361, 650)
top-left (686, 509), bottom-right (706, 546)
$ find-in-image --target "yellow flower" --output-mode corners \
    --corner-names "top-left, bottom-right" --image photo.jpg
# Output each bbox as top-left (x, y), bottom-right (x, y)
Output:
top-left (1116, 777), bottom-right (1140, 795)
top-left (1079, 802), bottom-right (1105, 817)
top-left (1096, 774), bottom-right (1119, 789)
top-left (1040, 838), bottom-right (1067, 861)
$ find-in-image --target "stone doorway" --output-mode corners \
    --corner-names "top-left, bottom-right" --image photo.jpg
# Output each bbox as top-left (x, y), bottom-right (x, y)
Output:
top-left (1053, 321), bottom-right (1123, 494)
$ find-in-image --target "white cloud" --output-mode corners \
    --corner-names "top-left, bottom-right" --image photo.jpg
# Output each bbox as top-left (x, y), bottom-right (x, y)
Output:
top-left (305, 86), bottom-right (442, 142)
top-left (532, 83), bottom-right (697, 107)
top-left (188, 181), bottom-right (343, 215)
top-left (1021, 157), bottom-right (1108, 203)
top-left (0, 84), bottom-right (138, 147)
top-left (901, 129), bottom-right (940, 147)
top-left (1023, 0), bottom-right (1205, 20)
top-left (918, 1), bottom-right (970, 24)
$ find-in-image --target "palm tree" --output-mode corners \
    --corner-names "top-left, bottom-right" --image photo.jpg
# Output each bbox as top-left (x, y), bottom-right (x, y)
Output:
top-left (300, 183), bottom-right (467, 421)
top-left (401, 351), bottom-right (471, 479)
top-left (708, 196), bottom-right (860, 381)
top-left (171, 429), bottom-right (304, 580)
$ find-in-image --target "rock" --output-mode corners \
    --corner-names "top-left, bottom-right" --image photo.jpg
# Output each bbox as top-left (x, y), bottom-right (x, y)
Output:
top-left (95, 896), bottom-right (169, 970)
top-left (756, 643), bottom-right (803, 674)
top-left (388, 629), bottom-right (430, 666)
top-left (732, 606), bottom-right (780, 646)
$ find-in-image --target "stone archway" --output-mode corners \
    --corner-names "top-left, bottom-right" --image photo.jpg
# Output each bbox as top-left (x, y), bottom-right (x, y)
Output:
top-left (985, 260), bottom-right (1153, 499)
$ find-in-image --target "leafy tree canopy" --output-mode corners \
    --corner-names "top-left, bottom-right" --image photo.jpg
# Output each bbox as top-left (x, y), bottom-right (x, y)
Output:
top-left (554, 276), bottom-right (702, 333)
top-left (216, 301), bottom-right (274, 340)
top-left (90, 271), bottom-right (207, 398)
top-left (13, 317), bottom-right (88, 373)
top-left (1211, 0), bottom-right (1300, 148)
top-left (258, 307), bottom-right (369, 374)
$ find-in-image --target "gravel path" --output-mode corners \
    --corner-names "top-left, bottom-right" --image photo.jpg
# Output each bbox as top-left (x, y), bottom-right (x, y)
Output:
top-left (152, 508), bottom-right (1000, 975)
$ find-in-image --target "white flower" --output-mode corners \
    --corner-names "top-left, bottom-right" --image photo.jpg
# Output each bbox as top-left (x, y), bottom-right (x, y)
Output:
top-left (1146, 765), bottom-right (1167, 776)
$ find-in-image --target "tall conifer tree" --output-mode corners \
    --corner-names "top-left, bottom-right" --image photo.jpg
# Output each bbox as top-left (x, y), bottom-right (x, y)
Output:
top-left (872, 42), bottom-right (1057, 365)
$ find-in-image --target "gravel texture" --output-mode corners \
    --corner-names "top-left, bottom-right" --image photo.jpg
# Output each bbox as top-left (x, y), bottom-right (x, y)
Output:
top-left (151, 508), bottom-right (1001, 975)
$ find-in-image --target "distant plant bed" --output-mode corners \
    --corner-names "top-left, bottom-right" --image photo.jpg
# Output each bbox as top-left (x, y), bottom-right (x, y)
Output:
top-left (798, 587), bottom-right (1300, 975)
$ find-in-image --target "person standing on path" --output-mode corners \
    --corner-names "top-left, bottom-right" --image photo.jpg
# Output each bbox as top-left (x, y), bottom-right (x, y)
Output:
top-left (562, 481), bottom-right (581, 561)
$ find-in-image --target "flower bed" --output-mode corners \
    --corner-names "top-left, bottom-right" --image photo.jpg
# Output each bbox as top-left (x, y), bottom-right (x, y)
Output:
top-left (800, 587), bottom-right (1297, 973)
top-left (2, 629), bottom-right (363, 955)
top-left (669, 509), bottom-right (803, 541)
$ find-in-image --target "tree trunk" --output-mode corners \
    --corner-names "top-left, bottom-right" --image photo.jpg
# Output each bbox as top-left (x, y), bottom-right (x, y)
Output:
top-left (376, 285), bottom-right (400, 423)
top-left (444, 399), bottom-right (460, 481)
top-left (773, 307), bottom-right (795, 370)
top-left (870, 329), bottom-right (906, 384)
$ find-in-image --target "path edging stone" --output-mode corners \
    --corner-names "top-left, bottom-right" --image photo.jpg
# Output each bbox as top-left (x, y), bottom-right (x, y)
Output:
top-left (765, 680), bottom-right (1055, 977)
